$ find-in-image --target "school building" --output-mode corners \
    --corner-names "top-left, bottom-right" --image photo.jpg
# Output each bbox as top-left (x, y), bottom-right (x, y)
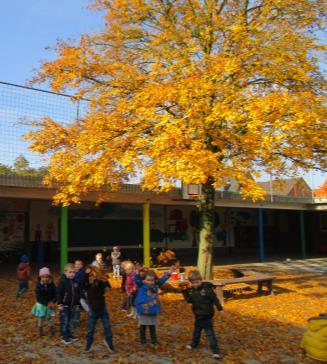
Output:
top-left (0, 174), bottom-right (326, 267)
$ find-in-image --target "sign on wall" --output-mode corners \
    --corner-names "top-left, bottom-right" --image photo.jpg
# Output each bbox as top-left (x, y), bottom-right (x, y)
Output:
top-left (0, 212), bottom-right (25, 250)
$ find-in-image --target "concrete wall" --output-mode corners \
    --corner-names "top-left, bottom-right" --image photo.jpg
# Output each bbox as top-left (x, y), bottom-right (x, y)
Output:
top-left (151, 205), bottom-right (241, 249)
top-left (29, 200), bottom-right (59, 243)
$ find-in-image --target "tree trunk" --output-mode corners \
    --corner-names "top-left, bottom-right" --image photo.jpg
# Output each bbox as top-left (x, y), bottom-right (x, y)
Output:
top-left (197, 180), bottom-right (215, 280)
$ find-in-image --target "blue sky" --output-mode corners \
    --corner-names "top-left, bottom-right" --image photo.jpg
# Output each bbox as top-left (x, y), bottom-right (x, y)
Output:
top-left (0, 0), bottom-right (325, 188)
top-left (0, 0), bottom-right (102, 170)
top-left (0, 0), bottom-right (103, 84)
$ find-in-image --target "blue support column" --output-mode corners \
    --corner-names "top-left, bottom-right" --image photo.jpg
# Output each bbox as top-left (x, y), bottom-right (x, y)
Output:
top-left (258, 208), bottom-right (265, 262)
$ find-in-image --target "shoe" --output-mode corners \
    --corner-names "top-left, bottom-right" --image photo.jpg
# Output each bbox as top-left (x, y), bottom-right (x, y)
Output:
top-left (128, 307), bottom-right (136, 317)
top-left (69, 335), bottom-right (79, 342)
top-left (186, 344), bottom-right (193, 349)
top-left (213, 353), bottom-right (222, 360)
top-left (103, 339), bottom-right (115, 354)
top-left (61, 337), bottom-right (73, 345)
top-left (84, 342), bottom-right (92, 352)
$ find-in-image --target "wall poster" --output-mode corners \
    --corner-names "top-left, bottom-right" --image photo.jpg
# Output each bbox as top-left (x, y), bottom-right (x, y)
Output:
top-left (0, 212), bottom-right (25, 250)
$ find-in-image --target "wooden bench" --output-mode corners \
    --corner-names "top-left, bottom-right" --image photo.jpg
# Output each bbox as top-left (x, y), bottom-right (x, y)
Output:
top-left (206, 271), bottom-right (274, 304)
top-left (155, 266), bottom-right (172, 271)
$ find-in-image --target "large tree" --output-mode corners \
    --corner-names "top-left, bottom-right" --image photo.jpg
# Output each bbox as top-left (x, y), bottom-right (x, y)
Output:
top-left (27, 0), bottom-right (326, 278)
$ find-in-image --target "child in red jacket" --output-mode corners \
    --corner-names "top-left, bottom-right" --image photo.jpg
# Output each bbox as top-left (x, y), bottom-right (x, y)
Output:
top-left (16, 255), bottom-right (31, 297)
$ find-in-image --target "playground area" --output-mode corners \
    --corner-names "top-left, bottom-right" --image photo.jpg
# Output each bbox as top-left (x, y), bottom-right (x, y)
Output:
top-left (0, 1), bottom-right (326, 362)
top-left (0, 258), bottom-right (325, 363)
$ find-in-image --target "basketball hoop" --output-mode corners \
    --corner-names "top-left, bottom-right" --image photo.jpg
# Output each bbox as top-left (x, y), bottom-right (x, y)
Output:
top-left (182, 184), bottom-right (202, 200)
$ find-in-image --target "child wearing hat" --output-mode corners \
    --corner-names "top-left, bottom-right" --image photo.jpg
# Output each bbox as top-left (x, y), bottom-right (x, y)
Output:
top-left (31, 267), bottom-right (56, 337)
top-left (16, 255), bottom-right (31, 297)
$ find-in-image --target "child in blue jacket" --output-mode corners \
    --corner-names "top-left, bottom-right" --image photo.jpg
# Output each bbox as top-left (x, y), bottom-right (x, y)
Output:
top-left (135, 268), bottom-right (172, 345)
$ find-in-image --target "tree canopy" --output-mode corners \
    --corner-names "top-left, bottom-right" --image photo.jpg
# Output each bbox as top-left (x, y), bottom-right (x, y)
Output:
top-left (26, 0), bottom-right (326, 205)
top-left (0, 155), bottom-right (48, 177)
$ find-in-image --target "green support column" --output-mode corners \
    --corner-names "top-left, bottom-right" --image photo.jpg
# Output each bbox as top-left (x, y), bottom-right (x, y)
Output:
top-left (60, 206), bottom-right (68, 272)
top-left (143, 203), bottom-right (150, 267)
top-left (299, 211), bottom-right (306, 259)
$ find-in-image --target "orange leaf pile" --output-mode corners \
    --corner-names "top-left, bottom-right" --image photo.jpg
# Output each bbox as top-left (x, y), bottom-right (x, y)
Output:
top-left (0, 263), bottom-right (325, 363)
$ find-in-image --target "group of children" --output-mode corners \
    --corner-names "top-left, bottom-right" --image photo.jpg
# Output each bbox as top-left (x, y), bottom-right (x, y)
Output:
top-left (91, 246), bottom-right (122, 277)
top-left (16, 249), bottom-right (225, 360)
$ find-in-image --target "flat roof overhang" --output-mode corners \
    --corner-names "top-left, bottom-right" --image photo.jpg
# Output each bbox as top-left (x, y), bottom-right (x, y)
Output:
top-left (0, 184), bottom-right (325, 211)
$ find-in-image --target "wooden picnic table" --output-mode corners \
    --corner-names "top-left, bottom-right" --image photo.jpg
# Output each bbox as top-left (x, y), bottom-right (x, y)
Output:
top-left (206, 271), bottom-right (274, 304)
top-left (163, 268), bottom-right (274, 304)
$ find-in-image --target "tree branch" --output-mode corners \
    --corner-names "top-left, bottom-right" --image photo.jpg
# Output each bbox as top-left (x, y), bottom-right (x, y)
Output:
top-left (216, 0), bottom-right (227, 15)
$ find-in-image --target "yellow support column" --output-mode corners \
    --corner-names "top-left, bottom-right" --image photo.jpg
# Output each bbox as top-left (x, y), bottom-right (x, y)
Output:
top-left (143, 203), bottom-right (150, 267)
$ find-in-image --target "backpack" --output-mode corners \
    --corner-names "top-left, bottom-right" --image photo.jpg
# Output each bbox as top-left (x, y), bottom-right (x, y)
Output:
top-left (301, 314), bottom-right (327, 362)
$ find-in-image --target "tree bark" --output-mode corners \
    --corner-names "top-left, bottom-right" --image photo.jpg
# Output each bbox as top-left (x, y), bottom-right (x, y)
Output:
top-left (197, 179), bottom-right (215, 280)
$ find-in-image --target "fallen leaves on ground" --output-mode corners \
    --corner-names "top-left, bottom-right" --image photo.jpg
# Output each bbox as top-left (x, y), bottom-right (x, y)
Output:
top-left (0, 264), bottom-right (325, 363)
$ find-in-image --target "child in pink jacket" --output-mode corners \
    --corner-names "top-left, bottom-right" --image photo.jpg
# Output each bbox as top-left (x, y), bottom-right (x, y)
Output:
top-left (124, 262), bottom-right (137, 319)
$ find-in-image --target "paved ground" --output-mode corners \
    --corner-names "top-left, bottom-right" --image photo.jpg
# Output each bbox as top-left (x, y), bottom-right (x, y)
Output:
top-left (225, 257), bottom-right (327, 274)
